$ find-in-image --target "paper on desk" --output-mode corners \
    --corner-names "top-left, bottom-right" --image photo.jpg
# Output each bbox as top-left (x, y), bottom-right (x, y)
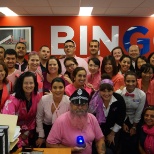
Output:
top-left (10, 138), bottom-right (19, 151)
top-left (0, 114), bottom-right (18, 142)
top-left (13, 126), bottom-right (21, 142)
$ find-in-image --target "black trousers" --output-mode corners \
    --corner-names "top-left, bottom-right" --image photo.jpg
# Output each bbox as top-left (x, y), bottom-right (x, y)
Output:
top-left (120, 119), bottom-right (139, 154)
top-left (35, 123), bottom-right (52, 148)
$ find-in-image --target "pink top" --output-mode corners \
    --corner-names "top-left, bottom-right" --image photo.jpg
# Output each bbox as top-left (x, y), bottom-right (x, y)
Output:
top-left (36, 94), bottom-right (70, 138)
top-left (65, 84), bottom-right (92, 96)
top-left (112, 73), bottom-right (125, 91)
top-left (87, 72), bottom-right (101, 90)
top-left (47, 111), bottom-right (104, 154)
top-left (137, 79), bottom-right (154, 105)
top-left (59, 55), bottom-right (89, 75)
top-left (2, 93), bottom-right (41, 131)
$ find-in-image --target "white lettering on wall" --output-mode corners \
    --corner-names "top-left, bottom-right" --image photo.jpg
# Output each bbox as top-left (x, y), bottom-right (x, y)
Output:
top-left (80, 26), bottom-right (88, 55)
top-left (93, 26), bottom-right (119, 52)
top-left (51, 26), bottom-right (74, 55)
top-left (51, 26), bottom-right (119, 55)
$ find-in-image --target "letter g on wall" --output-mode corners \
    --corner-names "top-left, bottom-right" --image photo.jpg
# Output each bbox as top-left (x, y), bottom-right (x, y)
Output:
top-left (123, 26), bottom-right (150, 55)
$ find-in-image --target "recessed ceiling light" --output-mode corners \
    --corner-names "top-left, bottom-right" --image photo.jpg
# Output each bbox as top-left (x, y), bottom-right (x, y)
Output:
top-left (79, 7), bottom-right (93, 16)
top-left (0, 7), bottom-right (18, 16)
top-left (150, 14), bottom-right (154, 17)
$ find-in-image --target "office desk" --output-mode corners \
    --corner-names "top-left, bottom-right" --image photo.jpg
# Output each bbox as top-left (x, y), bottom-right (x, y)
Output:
top-left (12, 148), bottom-right (71, 154)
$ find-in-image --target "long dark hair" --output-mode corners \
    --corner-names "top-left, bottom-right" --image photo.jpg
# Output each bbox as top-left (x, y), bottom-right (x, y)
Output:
top-left (14, 72), bottom-right (38, 101)
top-left (0, 61), bottom-right (8, 84)
top-left (72, 67), bottom-right (87, 82)
top-left (51, 77), bottom-right (65, 88)
top-left (101, 55), bottom-right (118, 76)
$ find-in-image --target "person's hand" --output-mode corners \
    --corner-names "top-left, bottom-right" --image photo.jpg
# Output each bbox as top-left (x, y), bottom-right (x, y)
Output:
top-left (123, 123), bottom-right (129, 133)
top-left (36, 138), bottom-right (45, 147)
top-left (120, 86), bottom-right (124, 90)
top-left (21, 133), bottom-right (28, 140)
top-left (63, 75), bottom-right (72, 84)
top-left (44, 90), bottom-right (52, 95)
top-left (87, 83), bottom-right (94, 89)
top-left (106, 133), bottom-right (115, 146)
top-left (130, 127), bottom-right (136, 136)
top-left (71, 146), bottom-right (85, 153)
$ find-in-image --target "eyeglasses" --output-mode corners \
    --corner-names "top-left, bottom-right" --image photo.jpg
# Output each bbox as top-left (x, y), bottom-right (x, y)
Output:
top-left (64, 45), bottom-right (75, 49)
top-left (65, 63), bottom-right (75, 68)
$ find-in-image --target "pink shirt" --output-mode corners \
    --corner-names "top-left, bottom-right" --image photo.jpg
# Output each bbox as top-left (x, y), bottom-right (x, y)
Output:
top-left (47, 111), bottom-right (103, 154)
top-left (2, 93), bottom-right (41, 147)
top-left (2, 93), bottom-right (41, 130)
top-left (36, 94), bottom-right (70, 138)
top-left (65, 84), bottom-right (92, 96)
top-left (87, 72), bottom-right (101, 91)
top-left (137, 79), bottom-right (154, 105)
top-left (112, 73), bottom-right (125, 91)
top-left (59, 56), bottom-right (89, 75)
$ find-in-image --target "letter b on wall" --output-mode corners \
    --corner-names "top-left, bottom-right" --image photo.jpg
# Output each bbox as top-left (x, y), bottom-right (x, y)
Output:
top-left (51, 26), bottom-right (74, 55)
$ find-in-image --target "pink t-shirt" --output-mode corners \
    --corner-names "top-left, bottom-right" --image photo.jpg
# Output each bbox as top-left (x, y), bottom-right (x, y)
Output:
top-left (87, 72), bottom-right (101, 91)
top-left (59, 56), bottom-right (89, 75)
top-left (112, 73), bottom-right (125, 91)
top-left (137, 79), bottom-right (154, 105)
top-left (47, 111), bottom-right (103, 154)
top-left (65, 84), bottom-right (92, 96)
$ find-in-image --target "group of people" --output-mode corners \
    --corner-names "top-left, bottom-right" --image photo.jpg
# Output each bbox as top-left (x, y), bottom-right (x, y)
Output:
top-left (0, 39), bottom-right (154, 154)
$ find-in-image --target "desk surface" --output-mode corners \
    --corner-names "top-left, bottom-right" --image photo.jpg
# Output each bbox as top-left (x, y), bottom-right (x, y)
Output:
top-left (12, 148), bottom-right (71, 154)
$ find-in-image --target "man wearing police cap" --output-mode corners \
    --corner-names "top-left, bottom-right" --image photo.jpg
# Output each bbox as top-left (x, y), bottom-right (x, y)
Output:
top-left (46, 88), bottom-right (106, 154)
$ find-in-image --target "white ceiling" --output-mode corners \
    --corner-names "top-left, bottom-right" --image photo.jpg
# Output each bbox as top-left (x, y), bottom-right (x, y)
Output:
top-left (0, 0), bottom-right (154, 17)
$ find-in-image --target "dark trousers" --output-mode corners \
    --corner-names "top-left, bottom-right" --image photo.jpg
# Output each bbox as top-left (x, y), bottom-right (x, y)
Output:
top-left (120, 119), bottom-right (139, 154)
top-left (35, 123), bottom-right (52, 148)
top-left (92, 131), bottom-right (121, 154)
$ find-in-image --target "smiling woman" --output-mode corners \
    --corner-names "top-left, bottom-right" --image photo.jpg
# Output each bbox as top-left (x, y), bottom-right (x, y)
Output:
top-left (36, 77), bottom-right (70, 147)
top-left (101, 55), bottom-right (125, 91)
top-left (87, 57), bottom-right (101, 91)
top-left (25, 51), bottom-right (43, 96)
top-left (116, 71), bottom-right (146, 154)
top-left (89, 76), bottom-right (126, 153)
top-left (43, 56), bottom-right (70, 94)
top-left (0, 61), bottom-right (12, 112)
top-left (119, 55), bottom-right (132, 75)
top-left (139, 106), bottom-right (154, 154)
top-left (137, 63), bottom-right (154, 105)
top-left (2, 71), bottom-right (41, 148)
top-left (63, 56), bottom-right (78, 82)
top-left (65, 67), bottom-right (92, 96)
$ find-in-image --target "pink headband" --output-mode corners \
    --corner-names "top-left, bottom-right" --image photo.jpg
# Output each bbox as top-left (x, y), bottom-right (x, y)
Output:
top-left (100, 79), bottom-right (113, 86)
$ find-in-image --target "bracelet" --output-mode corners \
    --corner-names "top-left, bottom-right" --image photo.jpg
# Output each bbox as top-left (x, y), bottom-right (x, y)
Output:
top-left (132, 126), bottom-right (136, 130)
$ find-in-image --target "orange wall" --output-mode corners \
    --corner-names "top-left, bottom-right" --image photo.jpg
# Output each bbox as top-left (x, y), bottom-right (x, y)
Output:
top-left (0, 16), bottom-right (154, 58)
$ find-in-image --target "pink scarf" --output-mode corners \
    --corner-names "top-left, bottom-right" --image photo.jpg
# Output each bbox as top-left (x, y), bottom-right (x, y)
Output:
top-left (143, 124), bottom-right (154, 154)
